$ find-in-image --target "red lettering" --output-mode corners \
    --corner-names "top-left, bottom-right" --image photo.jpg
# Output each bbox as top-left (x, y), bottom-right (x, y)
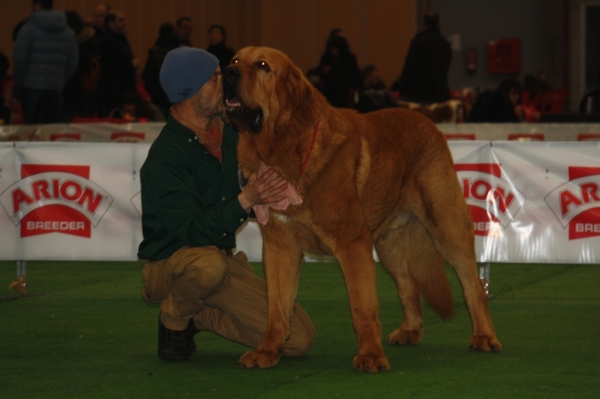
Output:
top-left (471, 180), bottom-right (492, 201)
top-left (560, 190), bottom-right (582, 216)
top-left (463, 178), bottom-right (516, 214)
top-left (77, 187), bottom-right (103, 213)
top-left (32, 180), bottom-right (51, 201)
top-left (492, 186), bottom-right (514, 213)
top-left (12, 189), bottom-right (34, 214)
top-left (60, 180), bottom-right (82, 201)
top-left (462, 178), bottom-right (469, 198)
top-left (581, 182), bottom-right (600, 203)
top-left (53, 179), bottom-right (60, 198)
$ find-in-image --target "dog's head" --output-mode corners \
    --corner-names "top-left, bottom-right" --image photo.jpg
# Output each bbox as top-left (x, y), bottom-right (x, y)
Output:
top-left (223, 47), bottom-right (315, 135)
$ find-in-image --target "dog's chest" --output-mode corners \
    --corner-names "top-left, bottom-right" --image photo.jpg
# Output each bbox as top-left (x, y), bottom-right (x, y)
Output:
top-left (270, 211), bottom-right (334, 257)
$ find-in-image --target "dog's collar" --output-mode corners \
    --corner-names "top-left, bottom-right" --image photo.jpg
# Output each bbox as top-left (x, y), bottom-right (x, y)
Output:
top-left (298, 122), bottom-right (319, 178)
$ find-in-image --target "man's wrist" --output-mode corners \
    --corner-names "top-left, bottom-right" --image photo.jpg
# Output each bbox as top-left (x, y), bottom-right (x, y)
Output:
top-left (238, 192), bottom-right (252, 212)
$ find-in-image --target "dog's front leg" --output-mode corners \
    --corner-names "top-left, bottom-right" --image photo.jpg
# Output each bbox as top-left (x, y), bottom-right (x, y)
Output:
top-left (336, 227), bottom-right (390, 372)
top-left (238, 223), bottom-right (303, 369)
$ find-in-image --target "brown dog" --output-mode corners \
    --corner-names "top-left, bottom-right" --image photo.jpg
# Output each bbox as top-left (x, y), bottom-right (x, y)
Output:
top-left (223, 47), bottom-right (502, 372)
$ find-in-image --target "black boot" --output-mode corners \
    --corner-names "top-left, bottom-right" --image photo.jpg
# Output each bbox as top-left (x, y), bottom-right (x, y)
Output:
top-left (183, 317), bottom-right (200, 352)
top-left (158, 318), bottom-right (193, 362)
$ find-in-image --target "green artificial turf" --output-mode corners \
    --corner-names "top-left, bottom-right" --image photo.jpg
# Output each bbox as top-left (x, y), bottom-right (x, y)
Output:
top-left (0, 260), bottom-right (598, 399)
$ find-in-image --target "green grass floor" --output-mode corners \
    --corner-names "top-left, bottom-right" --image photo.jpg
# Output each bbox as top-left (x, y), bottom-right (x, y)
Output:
top-left (0, 260), bottom-right (599, 399)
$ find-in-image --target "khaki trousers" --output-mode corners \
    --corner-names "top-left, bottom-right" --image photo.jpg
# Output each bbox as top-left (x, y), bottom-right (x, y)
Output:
top-left (141, 245), bottom-right (315, 357)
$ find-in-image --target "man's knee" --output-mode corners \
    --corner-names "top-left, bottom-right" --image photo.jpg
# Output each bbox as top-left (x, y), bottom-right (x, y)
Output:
top-left (186, 247), bottom-right (229, 295)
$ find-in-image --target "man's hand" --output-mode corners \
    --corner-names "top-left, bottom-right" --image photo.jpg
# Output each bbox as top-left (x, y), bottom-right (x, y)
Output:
top-left (238, 167), bottom-right (289, 212)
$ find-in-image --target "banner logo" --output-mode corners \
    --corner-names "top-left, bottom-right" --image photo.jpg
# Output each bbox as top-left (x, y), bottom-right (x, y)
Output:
top-left (111, 132), bottom-right (145, 142)
top-left (0, 164), bottom-right (113, 238)
top-left (455, 163), bottom-right (525, 237)
top-left (545, 166), bottom-right (600, 239)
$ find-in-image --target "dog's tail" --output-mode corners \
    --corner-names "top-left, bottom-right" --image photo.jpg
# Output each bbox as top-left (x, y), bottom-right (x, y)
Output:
top-left (408, 256), bottom-right (454, 320)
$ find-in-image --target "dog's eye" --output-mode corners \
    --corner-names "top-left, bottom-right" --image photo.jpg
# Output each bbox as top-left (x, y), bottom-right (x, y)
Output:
top-left (232, 59), bottom-right (239, 64)
top-left (257, 61), bottom-right (271, 72)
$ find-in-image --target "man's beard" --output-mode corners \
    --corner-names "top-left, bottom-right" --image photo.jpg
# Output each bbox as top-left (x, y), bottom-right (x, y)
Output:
top-left (194, 93), bottom-right (224, 118)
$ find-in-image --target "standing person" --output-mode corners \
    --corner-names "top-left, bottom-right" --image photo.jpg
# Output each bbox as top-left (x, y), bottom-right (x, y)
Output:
top-left (207, 24), bottom-right (235, 71)
top-left (138, 47), bottom-right (315, 362)
top-left (354, 64), bottom-right (398, 113)
top-left (90, 4), bottom-right (108, 39)
top-left (391, 11), bottom-right (452, 104)
top-left (96, 10), bottom-right (138, 117)
top-left (174, 16), bottom-right (193, 46)
top-left (142, 23), bottom-right (181, 118)
top-left (12, 0), bottom-right (78, 124)
top-left (468, 79), bottom-right (526, 123)
top-left (317, 34), bottom-right (361, 108)
top-left (0, 50), bottom-right (10, 124)
top-left (61, 10), bottom-right (98, 121)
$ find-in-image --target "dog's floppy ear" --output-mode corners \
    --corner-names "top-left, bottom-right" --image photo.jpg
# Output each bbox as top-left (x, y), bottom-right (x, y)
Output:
top-left (285, 64), bottom-right (314, 125)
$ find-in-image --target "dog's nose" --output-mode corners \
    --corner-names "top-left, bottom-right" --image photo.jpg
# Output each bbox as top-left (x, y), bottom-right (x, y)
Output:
top-left (224, 66), bottom-right (239, 80)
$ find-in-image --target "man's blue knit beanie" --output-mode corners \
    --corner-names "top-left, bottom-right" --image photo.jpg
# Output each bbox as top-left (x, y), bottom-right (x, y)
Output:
top-left (160, 47), bottom-right (219, 103)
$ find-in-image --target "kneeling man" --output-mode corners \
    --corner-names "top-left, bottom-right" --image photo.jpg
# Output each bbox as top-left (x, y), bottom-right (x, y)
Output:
top-left (138, 47), bottom-right (315, 362)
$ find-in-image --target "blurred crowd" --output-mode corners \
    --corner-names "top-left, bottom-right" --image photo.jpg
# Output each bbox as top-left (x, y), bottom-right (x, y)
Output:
top-left (0, 3), bottom-right (576, 126)
top-left (1, 0), bottom-right (235, 125)
top-left (306, 14), bottom-right (565, 124)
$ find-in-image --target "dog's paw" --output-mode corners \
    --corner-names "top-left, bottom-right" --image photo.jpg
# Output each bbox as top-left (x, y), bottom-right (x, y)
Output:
top-left (353, 354), bottom-right (390, 372)
top-left (238, 349), bottom-right (281, 369)
top-left (387, 328), bottom-right (422, 345)
top-left (469, 335), bottom-right (503, 352)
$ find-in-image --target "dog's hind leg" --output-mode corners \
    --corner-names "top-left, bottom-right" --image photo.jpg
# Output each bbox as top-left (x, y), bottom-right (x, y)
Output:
top-left (375, 212), bottom-right (453, 346)
top-left (412, 164), bottom-right (502, 352)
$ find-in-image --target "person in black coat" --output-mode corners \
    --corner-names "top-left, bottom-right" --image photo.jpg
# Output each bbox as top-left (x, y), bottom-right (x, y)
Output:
top-left (468, 79), bottom-right (524, 123)
top-left (96, 10), bottom-right (137, 117)
top-left (143, 23), bottom-right (181, 118)
top-left (391, 11), bottom-right (452, 104)
top-left (207, 24), bottom-right (235, 71)
top-left (317, 34), bottom-right (361, 108)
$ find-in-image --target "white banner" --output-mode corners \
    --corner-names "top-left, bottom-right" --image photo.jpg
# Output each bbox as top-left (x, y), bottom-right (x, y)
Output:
top-left (0, 142), bottom-right (148, 260)
top-left (4, 122), bottom-right (600, 143)
top-left (1, 141), bottom-right (600, 263)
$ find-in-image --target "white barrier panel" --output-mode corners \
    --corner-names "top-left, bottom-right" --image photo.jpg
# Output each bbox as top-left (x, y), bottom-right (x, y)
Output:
top-left (0, 142), bottom-right (148, 261)
top-left (0, 122), bottom-right (164, 143)
top-left (2, 141), bottom-right (600, 263)
top-left (452, 141), bottom-right (600, 263)
top-left (4, 122), bottom-right (600, 143)
top-left (438, 123), bottom-right (600, 141)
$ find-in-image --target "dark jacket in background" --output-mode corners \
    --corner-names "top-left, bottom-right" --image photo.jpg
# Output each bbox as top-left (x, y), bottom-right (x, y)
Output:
top-left (96, 29), bottom-right (136, 117)
top-left (318, 36), bottom-right (361, 108)
top-left (467, 91), bottom-right (520, 122)
top-left (13, 10), bottom-right (78, 91)
top-left (207, 41), bottom-right (235, 72)
top-left (143, 33), bottom-right (181, 117)
top-left (392, 27), bottom-right (452, 104)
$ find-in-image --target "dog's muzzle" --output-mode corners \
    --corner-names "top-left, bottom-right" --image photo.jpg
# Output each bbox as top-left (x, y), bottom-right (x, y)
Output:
top-left (223, 65), bottom-right (263, 134)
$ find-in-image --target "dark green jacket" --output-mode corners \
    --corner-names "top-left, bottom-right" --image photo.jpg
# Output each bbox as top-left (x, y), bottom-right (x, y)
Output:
top-left (137, 115), bottom-right (249, 261)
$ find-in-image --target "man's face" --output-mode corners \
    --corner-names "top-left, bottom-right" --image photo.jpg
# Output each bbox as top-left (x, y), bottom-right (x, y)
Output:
top-left (176, 20), bottom-right (193, 42)
top-left (208, 27), bottom-right (224, 46)
top-left (109, 12), bottom-right (126, 35)
top-left (92, 5), bottom-right (106, 29)
top-left (193, 67), bottom-right (224, 117)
